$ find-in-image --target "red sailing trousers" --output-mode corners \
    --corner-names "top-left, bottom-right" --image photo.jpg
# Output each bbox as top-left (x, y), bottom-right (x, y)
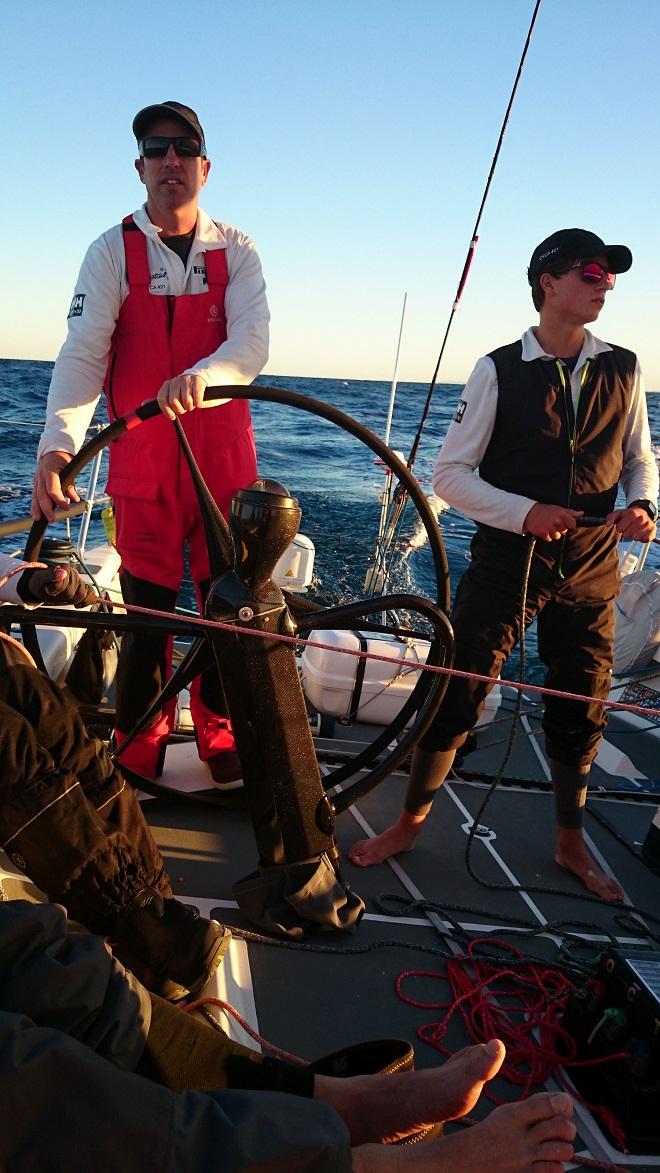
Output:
top-left (104, 218), bottom-right (257, 772)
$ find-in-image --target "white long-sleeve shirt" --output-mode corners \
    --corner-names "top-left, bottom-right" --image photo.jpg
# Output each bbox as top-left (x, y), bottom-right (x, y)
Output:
top-left (38, 205), bottom-right (270, 459)
top-left (433, 328), bottom-right (659, 534)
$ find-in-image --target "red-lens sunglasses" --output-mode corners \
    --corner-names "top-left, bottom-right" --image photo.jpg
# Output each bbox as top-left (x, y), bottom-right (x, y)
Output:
top-left (562, 261), bottom-right (617, 288)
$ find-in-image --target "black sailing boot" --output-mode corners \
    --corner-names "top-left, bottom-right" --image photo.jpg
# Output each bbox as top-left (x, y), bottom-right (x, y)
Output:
top-left (110, 888), bottom-right (231, 1002)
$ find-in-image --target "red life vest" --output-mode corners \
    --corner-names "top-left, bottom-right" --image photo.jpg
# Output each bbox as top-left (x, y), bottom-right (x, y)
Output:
top-left (105, 215), bottom-right (253, 500)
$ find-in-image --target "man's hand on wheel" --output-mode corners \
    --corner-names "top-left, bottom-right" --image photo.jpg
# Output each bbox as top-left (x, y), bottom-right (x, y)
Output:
top-left (32, 451), bottom-right (80, 522)
top-left (156, 374), bottom-right (207, 420)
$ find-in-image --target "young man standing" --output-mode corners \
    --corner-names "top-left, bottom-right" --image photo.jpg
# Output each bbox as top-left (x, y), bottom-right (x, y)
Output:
top-left (349, 229), bottom-right (658, 901)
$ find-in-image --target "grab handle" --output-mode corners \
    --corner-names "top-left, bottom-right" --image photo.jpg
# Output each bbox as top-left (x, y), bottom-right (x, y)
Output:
top-left (576, 515), bottom-right (610, 527)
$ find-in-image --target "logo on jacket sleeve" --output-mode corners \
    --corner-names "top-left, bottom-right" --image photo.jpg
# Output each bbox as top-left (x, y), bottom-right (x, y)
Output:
top-left (454, 399), bottom-right (467, 423)
top-left (67, 294), bottom-right (86, 318)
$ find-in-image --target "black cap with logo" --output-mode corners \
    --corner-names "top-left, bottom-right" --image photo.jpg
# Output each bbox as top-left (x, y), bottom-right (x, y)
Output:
top-left (132, 101), bottom-right (207, 157)
top-left (528, 229), bottom-right (632, 285)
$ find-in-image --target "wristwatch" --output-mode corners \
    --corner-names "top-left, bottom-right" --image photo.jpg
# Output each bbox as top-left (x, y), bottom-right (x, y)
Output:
top-left (629, 499), bottom-right (658, 521)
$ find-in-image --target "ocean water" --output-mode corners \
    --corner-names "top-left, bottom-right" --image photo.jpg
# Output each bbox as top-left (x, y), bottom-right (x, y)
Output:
top-left (1, 358), bottom-right (659, 685)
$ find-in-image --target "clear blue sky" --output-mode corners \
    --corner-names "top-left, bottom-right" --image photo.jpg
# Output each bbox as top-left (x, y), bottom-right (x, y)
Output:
top-left (1, 0), bottom-right (658, 387)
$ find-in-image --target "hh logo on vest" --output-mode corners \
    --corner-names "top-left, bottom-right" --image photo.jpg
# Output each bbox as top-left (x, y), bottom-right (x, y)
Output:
top-left (68, 294), bottom-right (86, 318)
top-left (208, 304), bottom-right (219, 320)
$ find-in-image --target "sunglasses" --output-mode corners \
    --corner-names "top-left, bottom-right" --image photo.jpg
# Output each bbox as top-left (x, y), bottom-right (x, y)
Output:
top-left (557, 261), bottom-right (617, 289)
top-left (139, 136), bottom-right (203, 159)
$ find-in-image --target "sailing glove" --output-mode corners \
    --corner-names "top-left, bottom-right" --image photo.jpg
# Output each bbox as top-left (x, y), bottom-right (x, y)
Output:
top-left (18, 565), bottom-right (97, 608)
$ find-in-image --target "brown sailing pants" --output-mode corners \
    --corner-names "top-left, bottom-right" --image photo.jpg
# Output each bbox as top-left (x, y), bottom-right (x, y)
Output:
top-left (0, 651), bottom-right (170, 932)
top-left (0, 653), bottom-right (314, 1098)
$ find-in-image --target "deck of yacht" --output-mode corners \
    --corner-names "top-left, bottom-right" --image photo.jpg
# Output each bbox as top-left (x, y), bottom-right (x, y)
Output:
top-left (3, 691), bottom-right (660, 1170)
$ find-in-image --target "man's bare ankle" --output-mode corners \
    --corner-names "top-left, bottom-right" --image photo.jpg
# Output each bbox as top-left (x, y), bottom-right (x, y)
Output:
top-left (400, 810), bottom-right (428, 830)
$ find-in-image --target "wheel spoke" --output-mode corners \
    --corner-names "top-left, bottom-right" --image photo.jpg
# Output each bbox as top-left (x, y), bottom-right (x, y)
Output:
top-left (172, 418), bottom-right (234, 579)
top-left (293, 592), bottom-right (454, 806)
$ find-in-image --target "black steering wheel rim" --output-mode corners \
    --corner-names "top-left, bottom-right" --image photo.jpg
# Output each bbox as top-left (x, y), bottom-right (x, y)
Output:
top-left (21, 385), bottom-right (453, 806)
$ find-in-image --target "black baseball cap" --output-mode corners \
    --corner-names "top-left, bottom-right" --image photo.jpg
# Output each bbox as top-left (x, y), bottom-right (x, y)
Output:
top-left (528, 229), bottom-right (632, 285)
top-left (132, 101), bottom-right (207, 156)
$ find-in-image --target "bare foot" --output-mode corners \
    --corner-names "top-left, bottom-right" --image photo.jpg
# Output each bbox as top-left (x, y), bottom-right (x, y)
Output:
top-left (316, 1038), bottom-right (506, 1145)
top-left (347, 813), bottom-right (424, 868)
top-left (555, 828), bottom-right (624, 901)
top-left (351, 1090), bottom-right (575, 1171)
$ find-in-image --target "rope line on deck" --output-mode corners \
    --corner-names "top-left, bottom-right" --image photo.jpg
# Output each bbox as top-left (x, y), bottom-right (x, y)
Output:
top-left (96, 596), bottom-right (660, 722)
top-left (396, 937), bottom-right (630, 1156)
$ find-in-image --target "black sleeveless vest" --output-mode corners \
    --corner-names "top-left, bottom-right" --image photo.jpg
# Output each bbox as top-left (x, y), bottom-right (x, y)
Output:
top-left (481, 340), bottom-right (637, 517)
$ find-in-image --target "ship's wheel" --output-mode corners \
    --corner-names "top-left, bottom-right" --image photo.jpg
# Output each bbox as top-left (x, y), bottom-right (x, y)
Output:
top-left (19, 386), bottom-right (454, 813)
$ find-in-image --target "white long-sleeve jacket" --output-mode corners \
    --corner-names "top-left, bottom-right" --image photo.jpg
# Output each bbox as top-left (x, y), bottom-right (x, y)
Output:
top-left (433, 328), bottom-right (658, 534)
top-left (38, 205), bottom-right (270, 459)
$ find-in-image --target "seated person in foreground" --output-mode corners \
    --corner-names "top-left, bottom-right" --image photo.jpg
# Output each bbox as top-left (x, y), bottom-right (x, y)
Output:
top-left (1, 548), bottom-right (229, 1001)
top-left (0, 900), bottom-right (576, 1171)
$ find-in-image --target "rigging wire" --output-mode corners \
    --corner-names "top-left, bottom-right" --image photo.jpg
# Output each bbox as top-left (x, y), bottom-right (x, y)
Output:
top-left (366, 293), bottom-right (408, 599)
top-left (375, 0), bottom-right (543, 586)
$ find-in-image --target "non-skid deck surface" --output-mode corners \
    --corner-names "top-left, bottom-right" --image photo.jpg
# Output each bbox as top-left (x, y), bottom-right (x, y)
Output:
top-left (143, 748), bottom-right (660, 1171)
top-left (2, 708), bottom-right (658, 1169)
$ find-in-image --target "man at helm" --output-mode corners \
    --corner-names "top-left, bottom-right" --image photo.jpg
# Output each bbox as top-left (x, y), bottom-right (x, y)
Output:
top-left (32, 101), bottom-right (269, 785)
